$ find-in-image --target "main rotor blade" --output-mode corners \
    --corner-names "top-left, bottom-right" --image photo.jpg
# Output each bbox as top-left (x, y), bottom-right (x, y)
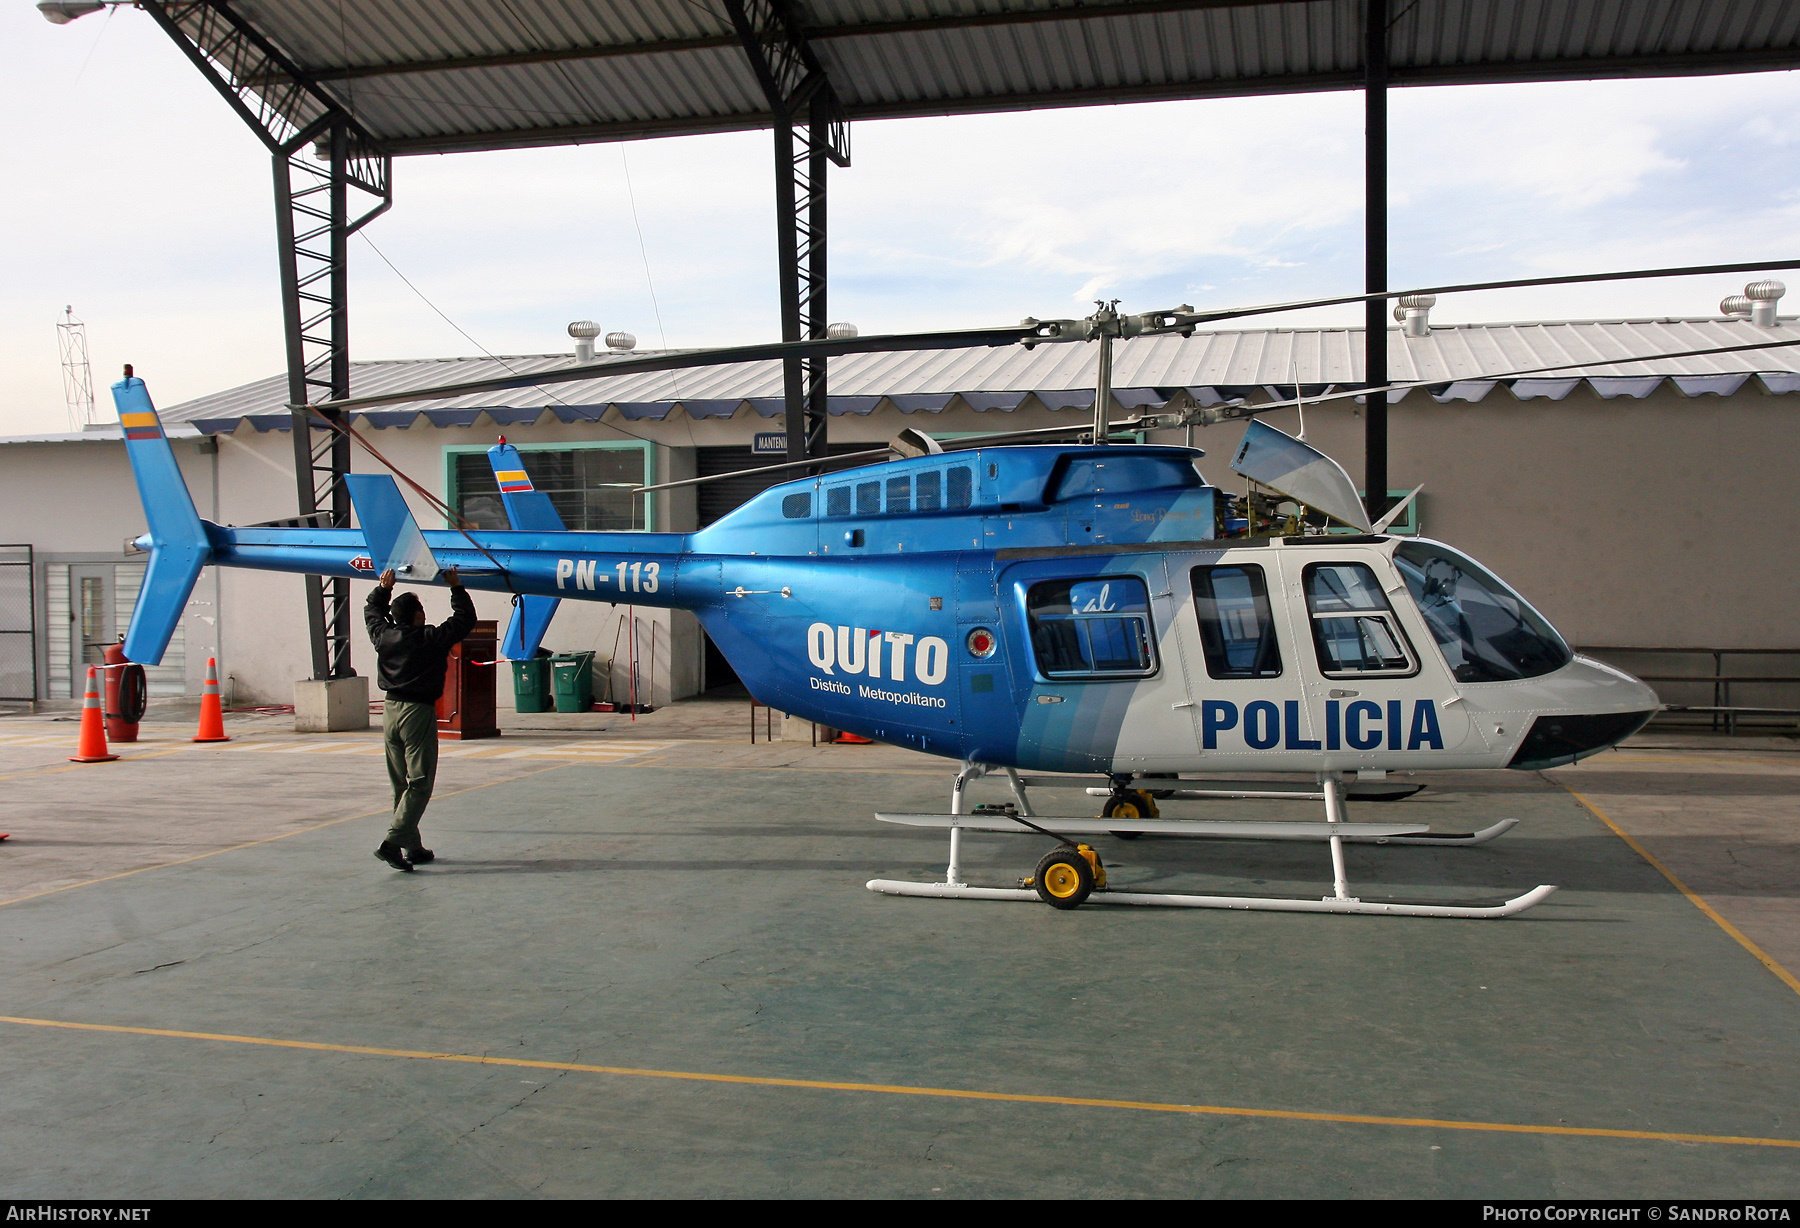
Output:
top-left (1182, 258), bottom-right (1800, 326)
top-left (306, 257), bottom-right (1799, 415)
top-left (311, 326), bottom-right (1039, 413)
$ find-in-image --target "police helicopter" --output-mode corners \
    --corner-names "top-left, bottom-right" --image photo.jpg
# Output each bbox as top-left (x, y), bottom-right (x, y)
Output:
top-left (112, 260), bottom-right (1800, 919)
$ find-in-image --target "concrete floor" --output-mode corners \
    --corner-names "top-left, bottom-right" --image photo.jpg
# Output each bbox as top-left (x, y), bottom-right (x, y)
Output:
top-left (0, 700), bottom-right (1796, 1198)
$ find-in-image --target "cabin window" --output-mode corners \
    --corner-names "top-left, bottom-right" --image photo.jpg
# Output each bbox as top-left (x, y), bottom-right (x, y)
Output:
top-left (886, 475), bottom-right (912, 513)
top-left (1025, 576), bottom-right (1156, 679)
top-left (1051, 454), bottom-right (1200, 502)
top-left (1303, 562), bottom-right (1418, 678)
top-left (856, 481), bottom-right (881, 516)
top-left (1392, 541), bottom-right (1572, 682)
top-left (916, 471), bottom-right (942, 511)
top-left (1191, 564), bottom-right (1281, 679)
top-left (825, 486), bottom-right (851, 517)
top-left (947, 466), bottom-right (973, 510)
top-left (781, 492), bottom-right (811, 519)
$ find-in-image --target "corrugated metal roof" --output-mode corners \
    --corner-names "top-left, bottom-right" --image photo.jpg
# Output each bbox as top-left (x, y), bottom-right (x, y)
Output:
top-left (150, 317), bottom-right (1800, 433)
top-left (0, 424), bottom-right (203, 447)
top-left (179, 1), bottom-right (1800, 155)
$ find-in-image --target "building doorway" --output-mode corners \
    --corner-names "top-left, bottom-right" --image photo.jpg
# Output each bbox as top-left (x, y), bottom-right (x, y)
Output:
top-left (69, 564), bottom-right (113, 689)
top-left (703, 629), bottom-right (743, 694)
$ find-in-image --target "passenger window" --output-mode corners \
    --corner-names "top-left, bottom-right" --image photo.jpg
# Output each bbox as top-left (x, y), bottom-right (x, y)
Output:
top-left (886, 475), bottom-right (911, 513)
top-left (781, 492), bottom-right (811, 519)
top-left (856, 481), bottom-right (881, 516)
top-left (1192, 564), bottom-right (1281, 679)
top-left (1026, 576), bottom-right (1156, 679)
top-left (916, 471), bottom-right (942, 511)
top-left (947, 466), bottom-right (972, 510)
top-left (1303, 562), bottom-right (1417, 678)
top-left (825, 486), bottom-right (851, 517)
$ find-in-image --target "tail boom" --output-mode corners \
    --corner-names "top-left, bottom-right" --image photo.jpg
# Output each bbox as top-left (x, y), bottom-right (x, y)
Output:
top-left (208, 526), bottom-right (713, 612)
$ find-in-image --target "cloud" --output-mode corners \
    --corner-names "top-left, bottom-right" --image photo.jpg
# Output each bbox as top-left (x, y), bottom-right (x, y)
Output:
top-left (3, 6), bottom-right (1800, 436)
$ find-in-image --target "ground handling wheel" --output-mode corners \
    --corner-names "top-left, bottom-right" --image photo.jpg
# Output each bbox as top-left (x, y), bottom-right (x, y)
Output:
top-left (1028, 844), bottom-right (1106, 909)
top-left (1102, 790), bottom-right (1159, 840)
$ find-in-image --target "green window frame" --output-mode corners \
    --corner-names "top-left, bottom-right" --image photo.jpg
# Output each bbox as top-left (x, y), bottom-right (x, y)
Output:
top-left (442, 440), bottom-right (656, 532)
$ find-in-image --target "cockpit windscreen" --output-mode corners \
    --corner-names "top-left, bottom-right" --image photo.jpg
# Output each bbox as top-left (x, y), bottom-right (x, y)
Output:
top-left (1392, 541), bottom-right (1572, 682)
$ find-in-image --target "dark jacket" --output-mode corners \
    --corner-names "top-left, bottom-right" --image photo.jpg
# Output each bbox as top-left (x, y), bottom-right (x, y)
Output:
top-left (365, 585), bottom-right (477, 703)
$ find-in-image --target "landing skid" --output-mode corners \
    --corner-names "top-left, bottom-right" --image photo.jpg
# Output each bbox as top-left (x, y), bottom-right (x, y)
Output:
top-left (863, 879), bottom-right (1558, 919)
top-left (864, 764), bottom-right (1553, 919)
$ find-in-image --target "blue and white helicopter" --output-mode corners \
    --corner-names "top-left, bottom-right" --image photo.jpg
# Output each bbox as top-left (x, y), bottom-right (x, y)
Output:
top-left (119, 270), bottom-right (1794, 920)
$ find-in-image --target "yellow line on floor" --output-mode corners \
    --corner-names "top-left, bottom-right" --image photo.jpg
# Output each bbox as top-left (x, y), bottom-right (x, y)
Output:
top-left (0, 1013), bottom-right (1791, 1151)
top-left (1557, 782), bottom-right (1800, 998)
top-left (0, 745), bottom-right (200, 782)
top-left (0, 764), bottom-right (571, 910)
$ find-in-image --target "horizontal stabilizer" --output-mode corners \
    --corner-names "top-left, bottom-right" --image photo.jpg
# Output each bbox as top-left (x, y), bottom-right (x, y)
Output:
top-left (115, 376), bottom-right (212, 665)
top-left (1231, 419), bottom-right (1373, 533)
top-left (345, 474), bottom-right (439, 582)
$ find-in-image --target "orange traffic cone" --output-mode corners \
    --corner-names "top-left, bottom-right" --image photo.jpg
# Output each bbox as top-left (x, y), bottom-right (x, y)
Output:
top-left (834, 731), bottom-right (874, 744)
top-left (193, 657), bottom-right (230, 743)
top-left (69, 666), bottom-right (119, 763)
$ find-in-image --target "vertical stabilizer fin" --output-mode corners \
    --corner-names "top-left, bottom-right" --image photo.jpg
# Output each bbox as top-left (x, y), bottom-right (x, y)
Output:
top-left (116, 375), bottom-right (213, 665)
top-left (1230, 419), bottom-right (1374, 533)
top-left (487, 442), bottom-right (562, 656)
top-left (345, 474), bottom-right (440, 582)
top-left (487, 442), bottom-right (567, 531)
top-left (501, 596), bottom-right (559, 660)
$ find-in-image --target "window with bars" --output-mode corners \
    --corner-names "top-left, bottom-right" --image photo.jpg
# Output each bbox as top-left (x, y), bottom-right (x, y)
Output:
top-left (450, 446), bottom-right (648, 532)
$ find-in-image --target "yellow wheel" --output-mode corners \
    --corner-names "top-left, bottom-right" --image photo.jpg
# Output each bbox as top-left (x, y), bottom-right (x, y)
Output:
top-left (1032, 846), bottom-right (1094, 910)
top-left (1102, 790), bottom-right (1158, 840)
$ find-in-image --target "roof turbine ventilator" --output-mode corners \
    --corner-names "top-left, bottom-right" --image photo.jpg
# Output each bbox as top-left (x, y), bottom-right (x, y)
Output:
top-left (567, 319), bottom-right (601, 363)
top-left (1397, 294), bottom-right (1436, 338)
top-left (826, 322), bottom-right (859, 340)
top-left (606, 331), bottom-right (637, 352)
top-left (1746, 280), bottom-right (1786, 328)
top-left (1720, 295), bottom-right (1753, 319)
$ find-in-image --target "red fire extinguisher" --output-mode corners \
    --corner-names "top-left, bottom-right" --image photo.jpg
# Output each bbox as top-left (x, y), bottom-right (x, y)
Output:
top-left (103, 639), bottom-right (147, 743)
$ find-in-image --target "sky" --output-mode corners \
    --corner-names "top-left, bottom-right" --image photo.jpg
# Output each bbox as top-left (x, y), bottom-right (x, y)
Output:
top-left (4, 2), bottom-right (1800, 435)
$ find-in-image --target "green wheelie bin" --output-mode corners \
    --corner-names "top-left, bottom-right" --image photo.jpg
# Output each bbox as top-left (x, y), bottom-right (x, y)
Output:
top-left (550, 650), bottom-right (597, 713)
top-left (511, 653), bottom-right (553, 713)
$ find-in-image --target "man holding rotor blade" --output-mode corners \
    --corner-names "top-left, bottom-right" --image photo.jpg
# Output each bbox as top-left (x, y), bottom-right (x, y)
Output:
top-left (366, 566), bottom-right (475, 872)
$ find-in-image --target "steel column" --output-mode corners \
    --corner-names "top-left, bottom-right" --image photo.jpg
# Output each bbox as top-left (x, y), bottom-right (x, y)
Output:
top-left (725, 0), bottom-right (849, 468)
top-left (803, 91), bottom-right (832, 461)
top-left (142, 2), bottom-right (390, 681)
top-left (1363, 0), bottom-right (1389, 523)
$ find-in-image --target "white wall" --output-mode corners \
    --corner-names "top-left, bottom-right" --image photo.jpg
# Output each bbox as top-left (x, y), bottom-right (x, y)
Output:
top-left (0, 435), bottom-right (216, 702)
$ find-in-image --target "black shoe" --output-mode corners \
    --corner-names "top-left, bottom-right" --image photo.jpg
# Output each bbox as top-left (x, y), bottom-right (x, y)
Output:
top-left (408, 847), bottom-right (435, 865)
top-left (375, 841), bottom-right (414, 871)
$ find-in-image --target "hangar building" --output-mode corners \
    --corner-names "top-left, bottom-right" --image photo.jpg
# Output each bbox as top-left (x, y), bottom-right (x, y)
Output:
top-left (2, 305), bottom-right (1797, 722)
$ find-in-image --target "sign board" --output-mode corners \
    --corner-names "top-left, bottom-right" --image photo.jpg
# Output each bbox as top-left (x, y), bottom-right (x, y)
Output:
top-left (752, 433), bottom-right (788, 455)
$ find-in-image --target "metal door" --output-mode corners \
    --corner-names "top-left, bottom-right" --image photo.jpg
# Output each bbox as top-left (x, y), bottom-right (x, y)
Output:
top-left (0, 545), bottom-right (33, 701)
top-left (69, 564), bottom-right (113, 691)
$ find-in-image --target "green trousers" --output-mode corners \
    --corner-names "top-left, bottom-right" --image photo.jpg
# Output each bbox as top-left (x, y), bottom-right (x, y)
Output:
top-left (383, 698), bottom-right (439, 850)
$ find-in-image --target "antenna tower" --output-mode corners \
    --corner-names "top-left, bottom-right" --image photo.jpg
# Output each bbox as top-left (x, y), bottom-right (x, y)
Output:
top-left (57, 306), bottom-right (96, 430)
